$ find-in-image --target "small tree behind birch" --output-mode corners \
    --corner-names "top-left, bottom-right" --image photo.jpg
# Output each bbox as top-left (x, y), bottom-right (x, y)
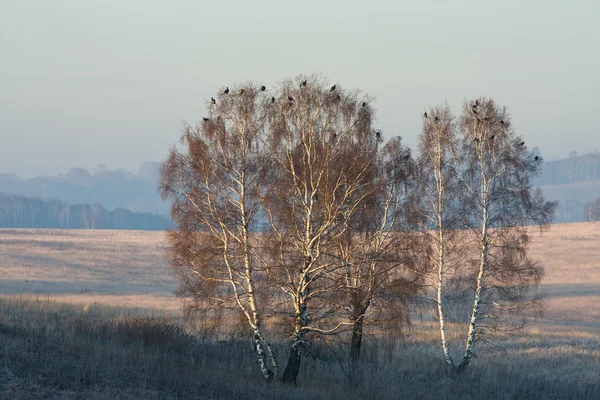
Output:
top-left (333, 135), bottom-right (423, 374)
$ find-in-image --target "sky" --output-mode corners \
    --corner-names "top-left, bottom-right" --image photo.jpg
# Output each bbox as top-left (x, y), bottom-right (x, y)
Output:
top-left (1, 0), bottom-right (599, 178)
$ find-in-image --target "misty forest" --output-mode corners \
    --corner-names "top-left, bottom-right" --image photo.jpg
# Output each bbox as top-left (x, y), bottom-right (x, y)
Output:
top-left (1, 74), bottom-right (598, 400)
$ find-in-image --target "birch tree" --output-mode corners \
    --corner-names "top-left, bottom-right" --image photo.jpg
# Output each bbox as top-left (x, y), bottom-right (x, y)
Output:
top-left (454, 97), bottom-right (557, 371)
top-left (411, 104), bottom-right (464, 369)
top-left (262, 75), bottom-right (378, 385)
top-left (159, 83), bottom-right (279, 380)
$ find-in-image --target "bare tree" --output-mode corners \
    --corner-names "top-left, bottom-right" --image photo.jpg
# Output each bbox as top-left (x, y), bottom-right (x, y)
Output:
top-left (262, 75), bottom-right (378, 385)
top-left (453, 97), bottom-right (557, 371)
top-left (159, 83), bottom-right (278, 380)
top-left (411, 104), bottom-right (465, 369)
top-left (332, 135), bottom-right (423, 374)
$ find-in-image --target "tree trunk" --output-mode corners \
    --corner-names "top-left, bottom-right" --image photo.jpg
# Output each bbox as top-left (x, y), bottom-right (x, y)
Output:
top-left (458, 218), bottom-right (488, 372)
top-left (253, 331), bottom-right (275, 381)
top-left (349, 315), bottom-right (364, 374)
top-left (281, 334), bottom-right (303, 385)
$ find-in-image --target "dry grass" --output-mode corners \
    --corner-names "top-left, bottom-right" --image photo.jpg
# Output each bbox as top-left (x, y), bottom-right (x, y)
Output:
top-left (0, 224), bottom-right (599, 399)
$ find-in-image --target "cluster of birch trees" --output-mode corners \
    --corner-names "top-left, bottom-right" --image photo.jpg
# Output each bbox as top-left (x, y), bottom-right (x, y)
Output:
top-left (159, 74), bottom-right (556, 384)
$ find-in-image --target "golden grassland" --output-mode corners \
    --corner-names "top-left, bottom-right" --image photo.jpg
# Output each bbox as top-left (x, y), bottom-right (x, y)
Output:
top-left (0, 223), bottom-right (599, 399)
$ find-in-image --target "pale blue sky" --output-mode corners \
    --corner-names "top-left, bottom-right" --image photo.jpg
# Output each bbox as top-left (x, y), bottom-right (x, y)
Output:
top-left (1, 0), bottom-right (598, 177)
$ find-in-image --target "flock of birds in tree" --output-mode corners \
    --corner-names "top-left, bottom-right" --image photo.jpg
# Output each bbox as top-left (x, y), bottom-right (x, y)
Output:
top-left (423, 100), bottom-right (535, 160)
top-left (202, 84), bottom-right (536, 163)
top-left (201, 80), bottom-right (367, 125)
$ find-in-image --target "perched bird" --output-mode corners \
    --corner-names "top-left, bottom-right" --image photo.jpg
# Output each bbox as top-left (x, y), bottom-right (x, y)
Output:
top-left (434, 116), bottom-right (439, 121)
top-left (362, 102), bottom-right (367, 107)
top-left (301, 80), bottom-right (307, 87)
top-left (474, 138), bottom-right (480, 143)
top-left (490, 135), bottom-right (495, 140)
top-left (260, 85), bottom-right (266, 91)
top-left (288, 96), bottom-right (294, 102)
top-left (203, 117), bottom-right (209, 122)
top-left (224, 87), bottom-right (229, 95)
top-left (271, 96), bottom-right (276, 103)
top-left (330, 85), bottom-right (336, 92)
top-left (211, 97), bottom-right (216, 105)
top-left (534, 156), bottom-right (539, 161)
top-left (500, 120), bottom-right (505, 125)
top-left (239, 89), bottom-right (245, 95)
top-left (472, 109), bottom-right (478, 114)
top-left (404, 154), bottom-right (410, 160)
top-left (520, 141), bottom-right (525, 146)
top-left (375, 131), bottom-right (381, 138)
top-left (423, 112), bottom-right (428, 118)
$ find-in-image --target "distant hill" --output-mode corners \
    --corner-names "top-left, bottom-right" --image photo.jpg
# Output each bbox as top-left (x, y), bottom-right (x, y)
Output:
top-left (1, 152), bottom-right (598, 225)
top-left (0, 193), bottom-right (170, 230)
top-left (533, 151), bottom-right (600, 222)
top-left (0, 162), bottom-right (168, 217)
top-left (539, 180), bottom-right (600, 222)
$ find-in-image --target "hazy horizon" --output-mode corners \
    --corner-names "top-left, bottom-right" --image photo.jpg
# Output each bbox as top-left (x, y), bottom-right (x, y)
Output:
top-left (2, 0), bottom-right (599, 178)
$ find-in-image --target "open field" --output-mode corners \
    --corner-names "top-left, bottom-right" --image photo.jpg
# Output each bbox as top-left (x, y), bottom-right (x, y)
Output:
top-left (0, 223), bottom-right (599, 399)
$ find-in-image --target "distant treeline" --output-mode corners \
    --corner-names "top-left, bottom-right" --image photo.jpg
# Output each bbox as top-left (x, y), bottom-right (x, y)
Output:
top-left (536, 151), bottom-right (600, 185)
top-left (0, 193), bottom-right (171, 230)
top-left (0, 162), bottom-right (168, 217)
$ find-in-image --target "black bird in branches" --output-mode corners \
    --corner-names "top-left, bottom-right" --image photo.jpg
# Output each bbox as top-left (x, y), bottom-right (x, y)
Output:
top-left (203, 117), bottom-right (209, 122)
top-left (375, 131), bottom-right (381, 138)
top-left (519, 141), bottom-right (525, 146)
top-left (301, 80), bottom-right (307, 87)
top-left (288, 96), bottom-right (294, 102)
top-left (500, 120), bottom-right (505, 125)
top-left (404, 154), bottom-right (410, 160)
top-left (472, 109), bottom-right (478, 115)
top-left (474, 138), bottom-right (480, 143)
top-left (490, 135), bottom-right (495, 140)
top-left (423, 112), bottom-right (428, 118)
top-left (434, 116), bottom-right (439, 121)
top-left (330, 85), bottom-right (336, 92)
top-left (224, 87), bottom-right (229, 95)
top-left (260, 85), bottom-right (266, 91)
top-left (211, 97), bottom-right (216, 105)
top-left (534, 156), bottom-right (539, 161)
top-left (362, 102), bottom-right (367, 107)
top-left (271, 96), bottom-right (276, 103)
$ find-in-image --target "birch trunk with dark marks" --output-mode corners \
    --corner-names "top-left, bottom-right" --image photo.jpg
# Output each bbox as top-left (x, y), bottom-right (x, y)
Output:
top-left (458, 207), bottom-right (488, 371)
top-left (436, 226), bottom-right (454, 368)
top-left (281, 264), bottom-right (311, 385)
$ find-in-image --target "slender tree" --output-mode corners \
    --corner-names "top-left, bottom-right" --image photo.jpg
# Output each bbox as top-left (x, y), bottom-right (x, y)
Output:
top-left (159, 83), bottom-right (279, 380)
top-left (333, 135), bottom-right (422, 375)
top-left (411, 104), bottom-right (464, 369)
top-left (454, 97), bottom-right (557, 371)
